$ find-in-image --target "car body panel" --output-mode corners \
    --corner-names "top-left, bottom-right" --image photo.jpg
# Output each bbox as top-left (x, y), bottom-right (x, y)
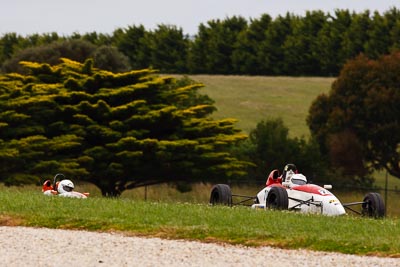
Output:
top-left (255, 183), bottom-right (346, 216)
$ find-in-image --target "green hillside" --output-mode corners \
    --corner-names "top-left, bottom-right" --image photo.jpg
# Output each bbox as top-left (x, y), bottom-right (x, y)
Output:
top-left (188, 75), bottom-right (335, 137)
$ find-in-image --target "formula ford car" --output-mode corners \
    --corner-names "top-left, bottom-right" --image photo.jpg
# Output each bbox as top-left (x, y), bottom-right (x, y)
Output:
top-left (42, 173), bottom-right (89, 199)
top-left (210, 166), bottom-right (385, 218)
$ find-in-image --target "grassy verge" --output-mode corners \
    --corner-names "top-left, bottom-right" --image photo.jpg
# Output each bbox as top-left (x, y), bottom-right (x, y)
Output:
top-left (1, 188), bottom-right (399, 257)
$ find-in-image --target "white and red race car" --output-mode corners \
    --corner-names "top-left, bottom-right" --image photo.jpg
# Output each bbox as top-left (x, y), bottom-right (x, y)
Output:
top-left (210, 166), bottom-right (385, 218)
top-left (42, 173), bottom-right (89, 199)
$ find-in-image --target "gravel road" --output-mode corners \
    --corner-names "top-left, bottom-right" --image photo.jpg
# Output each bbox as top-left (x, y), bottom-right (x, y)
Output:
top-left (0, 226), bottom-right (399, 267)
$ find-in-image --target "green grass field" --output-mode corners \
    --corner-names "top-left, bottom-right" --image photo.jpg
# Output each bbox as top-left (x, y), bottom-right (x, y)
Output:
top-left (1, 187), bottom-right (399, 256)
top-left (189, 75), bottom-right (335, 137)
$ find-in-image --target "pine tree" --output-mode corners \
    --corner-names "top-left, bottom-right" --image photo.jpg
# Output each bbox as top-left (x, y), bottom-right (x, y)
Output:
top-left (0, 59), bottom-right (250, 196)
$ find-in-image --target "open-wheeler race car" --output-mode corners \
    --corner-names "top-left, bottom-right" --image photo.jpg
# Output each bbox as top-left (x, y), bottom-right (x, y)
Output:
top-left (42, 173), bottom-right (89, 199)
top-left (210, 164), bottom-right (385, 218)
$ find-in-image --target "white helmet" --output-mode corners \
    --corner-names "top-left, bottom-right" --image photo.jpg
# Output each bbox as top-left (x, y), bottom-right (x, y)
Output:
top-left (289, 174), bottom-right (307, 187)
top-left (57, 179), bottom-right (74, 194)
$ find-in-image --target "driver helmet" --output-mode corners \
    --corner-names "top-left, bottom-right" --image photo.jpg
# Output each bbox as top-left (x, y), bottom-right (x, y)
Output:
top-left (57, 179), bottom-right (74, 194)
top-left (282, 163), bottom-right (298, 183)
top-left (288, 173), bottom-right (307, 187)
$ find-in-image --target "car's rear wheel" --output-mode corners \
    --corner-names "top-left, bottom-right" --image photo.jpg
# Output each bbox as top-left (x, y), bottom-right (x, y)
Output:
top-left (362, 192), bottom-right (385, 218)
top-left (266, 186), bottom-right (288, 210)
top-left (209, 184), bottom-right (232, 206)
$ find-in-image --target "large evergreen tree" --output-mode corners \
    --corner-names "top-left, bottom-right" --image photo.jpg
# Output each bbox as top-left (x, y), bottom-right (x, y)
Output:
top-left (316, 10), bottom-right (352, 76)
top-left (282, 11), bottom-right (327, 75)
top-left (259, 13), bottom-right (295, 75)
top-left (0, 59), bottom-right (249, 196)
top-left (231, 14), bottom-right (272, 75)
top-left (364, 11), bottom-right (391, 59)
top-left (189, 16), bottom-right (247, 74)
top-left (147, 25), bottom-right (190, 73)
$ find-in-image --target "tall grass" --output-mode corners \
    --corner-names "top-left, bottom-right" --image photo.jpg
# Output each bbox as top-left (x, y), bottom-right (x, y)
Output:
top-left (0, 187), bottom-right (399, 256)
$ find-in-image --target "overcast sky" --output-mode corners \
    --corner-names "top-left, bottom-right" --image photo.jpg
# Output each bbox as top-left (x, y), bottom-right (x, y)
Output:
top-left (1, 0), bottom-right (399, 36)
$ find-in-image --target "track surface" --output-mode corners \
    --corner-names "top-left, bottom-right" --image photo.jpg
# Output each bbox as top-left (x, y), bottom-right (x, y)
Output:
top-left (1, 227), bottom-right (398, 267)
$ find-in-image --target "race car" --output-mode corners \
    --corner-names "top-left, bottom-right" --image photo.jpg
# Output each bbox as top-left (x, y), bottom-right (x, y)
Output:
top-left (42, 173), bottom-right (89, 198)
top-left (209, 164), bottom-right (385, 218)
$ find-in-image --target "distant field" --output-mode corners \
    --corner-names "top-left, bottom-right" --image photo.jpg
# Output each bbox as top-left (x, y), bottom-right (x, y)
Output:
top-left (187, 75), bottom-right (335, 137)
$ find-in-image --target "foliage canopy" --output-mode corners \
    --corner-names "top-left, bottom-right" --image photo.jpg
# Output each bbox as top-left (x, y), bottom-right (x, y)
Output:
top-left (307, 52), bottom-right (400, 181)
top-left (0, 59), bottom-right (249, 196)
top-left (2, 8), bottom-right (400, 76)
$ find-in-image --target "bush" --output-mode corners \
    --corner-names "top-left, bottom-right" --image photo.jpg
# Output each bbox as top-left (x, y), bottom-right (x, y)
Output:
top-left (1, 40), bottom-right (131, 74)
top-left (234, 118), bottom-right (329, 183)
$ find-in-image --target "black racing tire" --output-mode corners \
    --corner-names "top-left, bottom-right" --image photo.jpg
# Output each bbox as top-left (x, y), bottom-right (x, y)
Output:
top-left (266, 186), bottom-right (288, 210)
top-left (362, 192), bottom-right (385, 218)
top-left (209, 184), bottom-right (232, 206)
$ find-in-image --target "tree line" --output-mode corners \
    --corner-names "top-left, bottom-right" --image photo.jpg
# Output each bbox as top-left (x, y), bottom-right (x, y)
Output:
top-left (1, 8), bottom-right (400, 76)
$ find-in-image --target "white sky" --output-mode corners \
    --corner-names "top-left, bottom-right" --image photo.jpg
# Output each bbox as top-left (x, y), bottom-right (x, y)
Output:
top-left (1, 0), bottom-right (399, 36)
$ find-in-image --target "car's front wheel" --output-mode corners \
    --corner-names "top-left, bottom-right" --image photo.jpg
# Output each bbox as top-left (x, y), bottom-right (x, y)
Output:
top-left (209, 184), bottom-right (232, 206)
top-left (266, 186), bottom-right (288, 210)
top-left (362, 192), bottom-right (385, 218)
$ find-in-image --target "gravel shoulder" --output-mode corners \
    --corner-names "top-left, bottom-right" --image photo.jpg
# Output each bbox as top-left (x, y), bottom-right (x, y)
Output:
top-left (1, 226), bottom-right (399, 267)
